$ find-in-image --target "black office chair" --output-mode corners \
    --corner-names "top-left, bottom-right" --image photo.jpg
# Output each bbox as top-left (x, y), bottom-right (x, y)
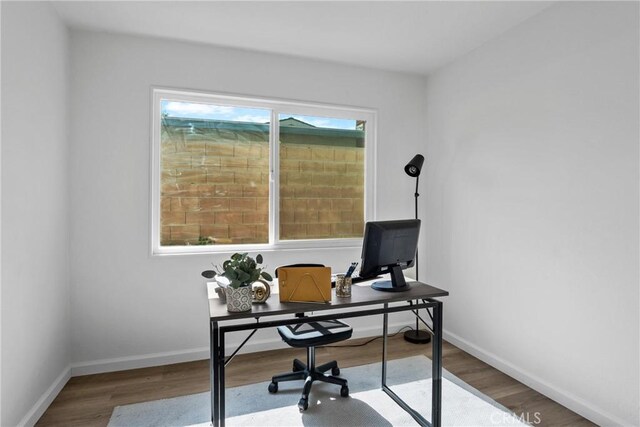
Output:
top-left (268, 319), bottom-right (352, 411)
top-left (268, 265), bottom-right (352, 412)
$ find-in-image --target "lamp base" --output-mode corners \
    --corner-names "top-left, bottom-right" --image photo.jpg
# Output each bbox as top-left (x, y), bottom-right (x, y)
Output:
top-left (403, 329), bottom-right (431, 344)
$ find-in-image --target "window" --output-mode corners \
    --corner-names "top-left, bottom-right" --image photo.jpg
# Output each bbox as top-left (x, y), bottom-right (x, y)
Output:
top-left (151, 89), bottom-right (376, 254)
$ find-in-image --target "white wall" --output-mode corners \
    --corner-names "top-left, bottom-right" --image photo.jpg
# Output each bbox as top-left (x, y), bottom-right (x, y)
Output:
top-left (1, 2), bottom-right (71, 426)
top-left (68, 31), bottom-right (426, 370)
top-left (424, 2), bottom-right (639, 426)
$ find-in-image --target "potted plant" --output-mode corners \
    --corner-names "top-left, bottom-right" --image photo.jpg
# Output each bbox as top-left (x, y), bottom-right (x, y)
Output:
top-left (202, 253), bottom-right (273, 312)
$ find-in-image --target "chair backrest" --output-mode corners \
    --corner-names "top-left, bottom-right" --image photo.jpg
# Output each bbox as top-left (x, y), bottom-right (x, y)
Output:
top-left (278, 320), bottom-right (353, 348)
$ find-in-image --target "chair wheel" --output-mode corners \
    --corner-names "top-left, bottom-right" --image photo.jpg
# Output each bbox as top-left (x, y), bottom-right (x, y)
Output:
top-left (292, 362), bottom-right (301, 372)
top-left (268, 382), bottom-right (278, 393)
top-left (331, 366), bottom-right (340, 376)
top-left (340, 385), bottom-right (349, 397)
top-left (298, 397), bottom-right (308, 412)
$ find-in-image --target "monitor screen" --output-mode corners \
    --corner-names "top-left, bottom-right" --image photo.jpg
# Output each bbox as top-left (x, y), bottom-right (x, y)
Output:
top-left (359, 219), bottom-right (421, 292)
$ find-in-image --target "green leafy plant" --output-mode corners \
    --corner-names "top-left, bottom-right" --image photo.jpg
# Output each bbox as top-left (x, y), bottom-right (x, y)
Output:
top-left (195, 236), bottom-right (214, 245)
top-left (202, 253), bottom-right (273, 289)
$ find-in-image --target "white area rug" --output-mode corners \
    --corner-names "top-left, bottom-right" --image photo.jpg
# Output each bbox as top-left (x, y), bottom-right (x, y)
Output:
top-left (109, 356), bottom-right (528, 427)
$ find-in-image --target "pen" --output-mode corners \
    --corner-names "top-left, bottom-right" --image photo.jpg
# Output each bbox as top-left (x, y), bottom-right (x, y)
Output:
top-left (345, 262), bottom-right (358, 278)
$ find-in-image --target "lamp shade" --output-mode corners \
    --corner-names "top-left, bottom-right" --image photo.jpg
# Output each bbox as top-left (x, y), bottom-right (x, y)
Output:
top-left (404, 154), bottom-right (424, 177)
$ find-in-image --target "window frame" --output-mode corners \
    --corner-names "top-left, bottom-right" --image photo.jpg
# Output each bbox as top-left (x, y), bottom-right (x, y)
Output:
top-left (151, 87), bottom-right (377, 255)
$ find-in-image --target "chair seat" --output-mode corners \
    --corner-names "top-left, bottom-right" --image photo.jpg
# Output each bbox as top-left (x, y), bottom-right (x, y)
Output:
top-left (277, 320), bottom-right (353, 348)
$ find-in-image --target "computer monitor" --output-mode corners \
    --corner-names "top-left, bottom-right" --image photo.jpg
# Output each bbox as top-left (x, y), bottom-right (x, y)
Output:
top-left (359, 219), bottom-right (421, 292)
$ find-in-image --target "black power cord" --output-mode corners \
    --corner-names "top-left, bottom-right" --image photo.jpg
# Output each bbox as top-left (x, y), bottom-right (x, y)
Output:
top-left (319, 326), bottom-right (415, 348)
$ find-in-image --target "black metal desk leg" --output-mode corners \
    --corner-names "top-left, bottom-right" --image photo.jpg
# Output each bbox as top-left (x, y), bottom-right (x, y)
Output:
top-left (382, 303), bottom-right (389, 387)
top-left (220, 330), bottom-right (226, 427)
top-left (432, 301), bottom-right (443, 427)
top-left (211, 321), bottom-right (220, 427)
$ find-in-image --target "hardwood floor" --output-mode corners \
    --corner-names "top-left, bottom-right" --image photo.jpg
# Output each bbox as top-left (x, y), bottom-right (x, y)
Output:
top-left (36, 334), bottom-right (594, 426)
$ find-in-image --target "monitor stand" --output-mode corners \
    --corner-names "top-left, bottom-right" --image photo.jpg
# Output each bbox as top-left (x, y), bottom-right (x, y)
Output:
top-left (371, 265), bottom-right (411, 292)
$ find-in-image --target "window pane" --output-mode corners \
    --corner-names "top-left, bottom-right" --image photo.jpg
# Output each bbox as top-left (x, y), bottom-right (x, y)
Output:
top-left (160, 100), bottom-right (270, 246)
top-left (279, 114), bottom-right (365, 240)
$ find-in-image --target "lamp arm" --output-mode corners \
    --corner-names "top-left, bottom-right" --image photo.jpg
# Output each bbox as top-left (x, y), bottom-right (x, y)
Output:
top-left (414, 176), bottom-right (420, 219)
top-left (414, 175), bottom-right (419, 281)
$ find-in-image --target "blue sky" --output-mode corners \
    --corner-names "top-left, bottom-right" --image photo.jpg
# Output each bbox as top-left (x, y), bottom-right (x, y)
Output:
top-left (161, 100), bottom-right (357, 130)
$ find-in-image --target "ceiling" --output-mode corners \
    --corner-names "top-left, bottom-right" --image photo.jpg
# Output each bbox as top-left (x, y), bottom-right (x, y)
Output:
top-left (52, 1), bottom-right (553, 75)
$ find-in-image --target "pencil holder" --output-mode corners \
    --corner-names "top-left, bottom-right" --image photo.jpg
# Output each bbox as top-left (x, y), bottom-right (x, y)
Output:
top-left (335, 274), bottom-right (352, 298)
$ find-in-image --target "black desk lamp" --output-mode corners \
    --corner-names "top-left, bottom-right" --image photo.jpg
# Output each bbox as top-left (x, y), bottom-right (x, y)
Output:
top-left (404, 154), bottom-right (431, 344)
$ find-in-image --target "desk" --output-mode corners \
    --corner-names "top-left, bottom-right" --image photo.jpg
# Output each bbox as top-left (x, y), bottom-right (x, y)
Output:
top-left (208, 279), bottom-right (448, 427)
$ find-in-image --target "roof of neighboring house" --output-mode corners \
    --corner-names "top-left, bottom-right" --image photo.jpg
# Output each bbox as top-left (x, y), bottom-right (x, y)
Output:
top-left (279, 117), bottom-right (317, 128)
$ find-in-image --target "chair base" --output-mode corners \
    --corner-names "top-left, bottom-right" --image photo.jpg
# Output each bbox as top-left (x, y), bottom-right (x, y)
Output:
top-left (268, 347), bottom-right (349, 412)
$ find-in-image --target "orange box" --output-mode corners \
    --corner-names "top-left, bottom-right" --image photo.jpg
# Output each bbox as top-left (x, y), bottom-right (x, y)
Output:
top-left (278, 267), bottom-right (332, 303)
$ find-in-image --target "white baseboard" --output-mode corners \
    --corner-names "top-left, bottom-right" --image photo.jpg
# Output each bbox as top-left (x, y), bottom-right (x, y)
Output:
top-left (18, 366), bottom-right (71, 427)
top-left (70, 321), bottom-right (409, 377)
top-left (70, 346), bottom-right (211, 377)
top-left (443, 329), bottom-right (634, 427)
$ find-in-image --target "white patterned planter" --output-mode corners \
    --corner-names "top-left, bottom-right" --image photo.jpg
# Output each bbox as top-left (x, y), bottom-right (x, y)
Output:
top-left (226, 286), bottom-right (252, 312)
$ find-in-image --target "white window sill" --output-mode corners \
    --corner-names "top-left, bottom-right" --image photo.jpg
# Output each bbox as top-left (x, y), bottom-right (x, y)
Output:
top-left (152, 238), bottom-right (363, 256)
